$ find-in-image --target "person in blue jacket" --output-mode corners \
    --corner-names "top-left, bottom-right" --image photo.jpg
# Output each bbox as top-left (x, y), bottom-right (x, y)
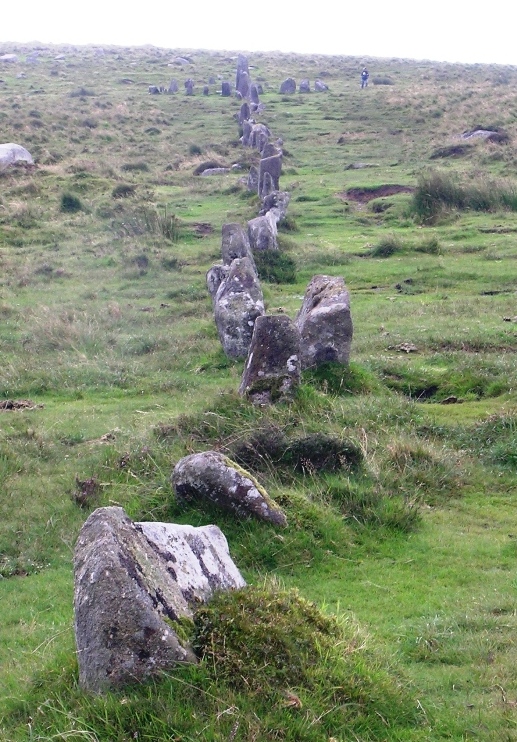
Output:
top-left (361, 67), bottom-right (369, 88)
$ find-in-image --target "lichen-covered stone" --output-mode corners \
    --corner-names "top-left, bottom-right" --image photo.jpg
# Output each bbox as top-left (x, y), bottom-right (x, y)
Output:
top-left (206, 264), bottom-right (229, 303)
top-left (74, 507), bottom-right (244, 692)
top-left (295, 275), bottom-right (353, 369)
top-left (221, 223), bottom-right (256, 271)
top-left (247, 212), bottom-right (278, 251)
top-left (173, 451), bottom-right (287, 526)
top-left (214, 257), bottom-right (265, 358)
top-left (279, 78), bottom-right (296, 94)
top-left (239, 314), bottom-right (301, 404)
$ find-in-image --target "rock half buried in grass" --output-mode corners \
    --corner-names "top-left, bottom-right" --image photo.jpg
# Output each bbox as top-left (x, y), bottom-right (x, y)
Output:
top-left (173, 451), bottom-right (287, 526)
top-left (239, 314), bottom-right (301, 404)
top-left (74, 506), bottom-right (245, 692)
top-left (296, 275), bottom-right (353, 369)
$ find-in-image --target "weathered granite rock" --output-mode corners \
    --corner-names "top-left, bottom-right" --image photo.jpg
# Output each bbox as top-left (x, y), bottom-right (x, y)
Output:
top-left (239, 314), bottom-right (301, 404)
top-left (236, 54), bottom-right (250, 97)
top-left (184, 78), bottom-right (194, 95)
top-left (280, 78), bottom-right (296, 94)
top-left (168, 79), bottom-right (179, 93)
top-left (250, 123), bottom-right (270, 152)
top-left (314, 79), bottom-right (329, 92)
top-left (74, 506), bottom-right (245, 692)
top-left (208, 76), bottom-right (216, 85)
top-left (261, 142), bottom-right (280, 159)
top-left (221, 81), bottom-right (231, 96)
top-left (206, 264), bottom-right (229, 303)
top-left (250, 84), bottom-right (260, 105)
top-left (148, 85), bottom-right (161, 94)
top-left (259, 153), bottom-right (282, 197)
top-left (260, 190), bottom-right (291, 223)
top-left (247, 164), bottom-right (259, 192)
top-left (214, 257), bottom-right (265, 358)
top-left (200, 167), bottom-right (231, 176)
top-left (299, 79), bottom-right (311, 93)
top-left (0, 54), bottom-right (17, 63)
top-left (242, 119), bottom-right (254, 146)
top-left (295, 275), bottom-right (353, 369)
top-left (203, 85), bottom-right (209, 95)
top-left (221, 223), bottom-right (256, 270)
top-left (0, 143), bottom-right (33, 171)
top-left (173, 451), bottom-right (287, 526)
top-left (260, 171), bottom-right (275, 198)
top-left (248, 212), bottom-right (278, 251)
top-left (239, 101), bottom-right (251, 125)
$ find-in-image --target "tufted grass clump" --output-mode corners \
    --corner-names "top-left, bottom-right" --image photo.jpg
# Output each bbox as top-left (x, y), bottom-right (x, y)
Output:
top-left (368, 234), bottom-right (404, 257)
top-left (60, 192), bottom-right (83, 213)
top-left (253, 249), bottom-right (297, 283)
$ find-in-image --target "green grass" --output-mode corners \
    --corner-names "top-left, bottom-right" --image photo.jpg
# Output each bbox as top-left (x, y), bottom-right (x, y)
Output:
top-left (2, 42), bottom-right (517, 741)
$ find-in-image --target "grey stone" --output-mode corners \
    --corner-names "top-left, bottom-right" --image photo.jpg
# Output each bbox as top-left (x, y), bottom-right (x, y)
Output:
top-left (74, 506), bottom-right (245, 692)
top-left (295, 275), bottom-right (353, 369)
top-left (168, 79), bottom-right (179, 93)
top-left (0, 143), bottom-right (33, 171)
top-left (235, 54), bottom-right (250, 97)
top-left (279, 78), bottom-right (296, 94)
top-left (314, 79), bottom-right (328, 92)
top-left (208, 76), bottom-right (216, 85)
top-left (260, 171), bottom-right (275, 198)
top-left (258, 153), bottom-right (282, 197)
top-left (199, 167), bottom-right (231, 176)
top-left (248, 212), bottom-right (278, 251)
top-left (241, 119), bottom-right (254, 146)
top-left (261, 142), bottom-right (280, 158)
top-left (250, 123), bottom-right (270, 152)
top-left (250, 84), bottom-right (260, 105)
top-left (260, 190), bottom-right (291, 223)
top-left (221, 223), bottom-right (256, 269)
top-left (256, 83), bottom-right (264, 95)
top-left (173, 452), bottom-right (287, 526)
top-left (148, 85), bottom-right (161, 94)
top-left (239, 314), bottom-right (301, 404)
top-left (247, 164), bottom-right (259, 191)
top-left (184, 79), bottom-right (194, 95)
top-left (214, 257), bottom-right (265, 358)
top-left (0, 54), bottom-right (17, 63)
top-left (206, 264), bottom-right (230, 303)
top-left (221, 81), bottom-right (231, 96)
top-left (173, 57), bottom-right (191, 65)
top-left (299, 79), bottom-right (311, 93)
top-left (239, 101), bottom-right (251, 125)
top-left (203, 86), bottom-right (209, 95)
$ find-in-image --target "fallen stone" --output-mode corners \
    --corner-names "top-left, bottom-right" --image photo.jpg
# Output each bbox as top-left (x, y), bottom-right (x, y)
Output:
top-left (173, 451), bottom-right (287, 526)
top-left (239, 314), bottom-right (301, 404)
top-left (74, 506), bottom-right (245, 692)
top-left (314, 79), bottom-right (328, 92)
top-left (295, 275), bottom-right (353, 369)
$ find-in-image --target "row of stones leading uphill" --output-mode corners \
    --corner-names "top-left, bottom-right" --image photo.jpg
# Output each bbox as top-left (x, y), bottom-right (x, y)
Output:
top-left (206, 55), bottom-right (353, 404)
top-left (72, 55), bottom-right (346, 694)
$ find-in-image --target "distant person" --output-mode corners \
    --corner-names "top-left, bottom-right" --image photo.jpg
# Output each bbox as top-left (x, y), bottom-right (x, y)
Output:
top-left (361, 67), bottom-right (369, 88)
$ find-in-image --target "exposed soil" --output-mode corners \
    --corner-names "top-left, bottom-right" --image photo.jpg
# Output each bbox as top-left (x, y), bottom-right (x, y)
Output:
top-left (0, 399), bottom-right (43, 410)
top-left (340, 185), bottom-right (414, 203)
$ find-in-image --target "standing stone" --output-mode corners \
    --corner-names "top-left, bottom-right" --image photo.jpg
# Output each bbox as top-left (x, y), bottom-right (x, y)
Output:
top-left (239, 315), bottom-right (301, 404)
top-left (295, 275), bottom-right (353, 369)
top-left (184, 79), bottom-right (194, 95)
top-left (221, 81), bottom-right (231, 96)
top-left (221, 223), bottom-right (256, 270)
top-left (250, 84), bottom-right (260, 105)
top-left (260, 171), bottom-right (275, 198)
top-left (247, 164), bottom-right (259, 191)
top-left (203, 85), bottom-right (209, 95)
top-left (259, 153), bottom-right (282, 197)
top-left (148, 85), bottom-right (161, 94)
top-left (314, 79), bottom-right (329, 92)
top-left (279, 78), bottom-right (296, 94)
top-left (299, 79), bottom-right (311, 93)
top-left (236, 54), bottom-right (250, 96)
top-left (172, 452), bottom-right (287, 526)
top-left (242, 119), bottom-right (254, 146)
top-left (214, 257), bottom-right (265, 359)
top-left (168, 79), bottom-right (179, 93)
top-left (248, 212), bottom-right (278, 251)
top-left (260, 190), bottom-right (291, 222)
top-left (239, 102), bottom-right (251, 125)
top-left (208, 75), bottom-right (216, 85)
top-left (73, 506), bottom-right (245, 693)
top-left (250, 123), bottom-right (270, 152)
top-left (261, 142), bottom-right (280, 159)
top-left (206, 264), bottom-right (229, 303)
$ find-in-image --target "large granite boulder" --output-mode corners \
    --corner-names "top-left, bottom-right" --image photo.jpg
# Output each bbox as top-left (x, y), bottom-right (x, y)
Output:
top-left (214, 257), bottom-right (265, 358)
top-left (279, 78), bottom-right (296, 94)
top-left (221, 223), bottom-right (256, 270)
top-left (0, 143), bottom-right (33, 171)
top-left (248, 212), bottom-right (278, 251)
top-left (74, 506), bottom-right (245, 692)
top-left (239, 314), bottom-right (301, 404)
top-left (173, 451), bottom-right (287, 526)
top-left (295, 275), bottom-right (353, 369)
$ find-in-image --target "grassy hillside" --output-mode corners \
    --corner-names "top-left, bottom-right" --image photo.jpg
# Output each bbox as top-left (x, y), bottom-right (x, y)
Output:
top-left (1, 43), bottom-right (517, 740)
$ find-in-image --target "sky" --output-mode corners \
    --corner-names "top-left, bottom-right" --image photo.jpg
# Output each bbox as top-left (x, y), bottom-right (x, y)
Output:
top-left (2, 1), bottom-right (516, 66)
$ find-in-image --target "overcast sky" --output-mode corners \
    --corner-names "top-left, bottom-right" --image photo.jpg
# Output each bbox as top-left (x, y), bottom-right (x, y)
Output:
top-left (2, 1), bottom-right (515, 66)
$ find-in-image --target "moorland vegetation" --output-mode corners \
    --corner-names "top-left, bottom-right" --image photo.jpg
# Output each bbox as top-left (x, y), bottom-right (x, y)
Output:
top-left (1, 43), bottom-right (517, 740)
